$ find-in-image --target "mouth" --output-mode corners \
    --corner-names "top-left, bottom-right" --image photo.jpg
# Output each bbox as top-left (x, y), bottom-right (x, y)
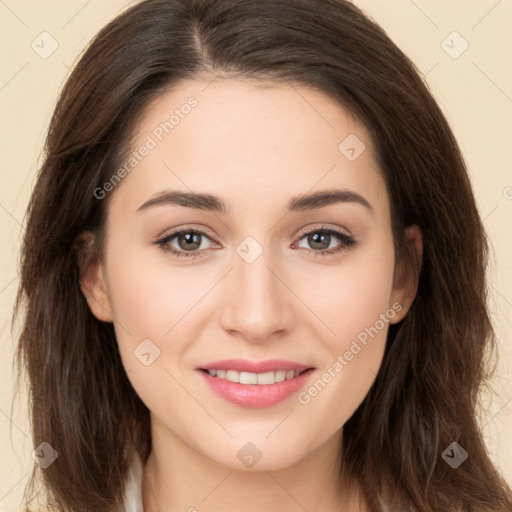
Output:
top-left (198, 367), bottom-right (313, 385)
top-left (196, 359), bottom-right (316, 408)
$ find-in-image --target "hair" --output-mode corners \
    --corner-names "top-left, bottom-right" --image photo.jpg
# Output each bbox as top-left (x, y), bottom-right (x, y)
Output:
top-left (13, 0), bottom-right (512, 511)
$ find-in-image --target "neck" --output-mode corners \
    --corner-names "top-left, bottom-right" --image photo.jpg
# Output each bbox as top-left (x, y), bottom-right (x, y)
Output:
top-left (141, 415), bottom-right (368, 512)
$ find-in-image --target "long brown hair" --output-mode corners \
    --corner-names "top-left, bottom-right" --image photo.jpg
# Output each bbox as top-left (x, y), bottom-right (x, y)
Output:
top-left (14, 0), bottom-right (512, 510)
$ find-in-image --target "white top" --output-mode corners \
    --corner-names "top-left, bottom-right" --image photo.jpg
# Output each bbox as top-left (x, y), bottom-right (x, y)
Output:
top-left (122, 453), bottom-right (144, 512)
top-left (121, 454), bottom-right (391, 512)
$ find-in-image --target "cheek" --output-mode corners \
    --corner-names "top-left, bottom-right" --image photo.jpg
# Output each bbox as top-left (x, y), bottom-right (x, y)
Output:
top-left (104, 246), bottom-right (202, 417)
top-left (103, 236), bottom-right (206, 382)
top-left (105, 237), bottom-right (210, 338)
top-left (294, 238), bottom-right (396, 422)
top-left (299, 235), bottom-right (396, 350)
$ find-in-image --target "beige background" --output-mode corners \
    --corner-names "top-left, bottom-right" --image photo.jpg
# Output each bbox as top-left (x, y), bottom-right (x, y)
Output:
top-left (1, 0), bottom-right (511, 510)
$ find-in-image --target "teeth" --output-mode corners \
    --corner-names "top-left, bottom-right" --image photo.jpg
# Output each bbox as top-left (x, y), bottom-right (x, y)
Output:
top-left (205, 369), bottom-right (303, 384)
top-left (240, 371), bottom-right (257, 384)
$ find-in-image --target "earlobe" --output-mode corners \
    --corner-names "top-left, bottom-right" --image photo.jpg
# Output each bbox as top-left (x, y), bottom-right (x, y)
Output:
top-left (75, 231), bottom-right (113, 323)
top-left (389, 224), bottom-right (423, 324)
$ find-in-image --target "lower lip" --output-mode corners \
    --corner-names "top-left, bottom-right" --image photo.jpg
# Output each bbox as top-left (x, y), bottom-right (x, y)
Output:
top-left (197, 369), bottom-right (315, 408)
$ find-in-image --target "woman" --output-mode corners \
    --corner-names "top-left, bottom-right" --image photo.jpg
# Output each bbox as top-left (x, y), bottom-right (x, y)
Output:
top-left (14, 0), bottom-right (512, 510)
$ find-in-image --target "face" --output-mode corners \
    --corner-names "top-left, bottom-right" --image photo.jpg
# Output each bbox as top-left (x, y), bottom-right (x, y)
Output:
top-left (81, 78), bottom-right (421, 471)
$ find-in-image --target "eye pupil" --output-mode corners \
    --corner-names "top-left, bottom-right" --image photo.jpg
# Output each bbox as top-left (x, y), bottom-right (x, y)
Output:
top-left (309, 232), bottom-right (330, 250)
top-left (178, 232), bottom-right (201, 251)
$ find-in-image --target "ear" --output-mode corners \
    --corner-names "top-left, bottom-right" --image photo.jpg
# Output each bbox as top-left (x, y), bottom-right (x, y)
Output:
top-left (389, 224), bottom-right (423, 324)
top-left (75, 231), bottom-right (113, 322)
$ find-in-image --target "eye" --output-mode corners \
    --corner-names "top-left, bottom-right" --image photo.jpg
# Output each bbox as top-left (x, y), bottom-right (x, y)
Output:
top-left (294, 226), bottom-right (357, 256)
top-left (154, 228), bottom-right (216, 259)
top-left (153, 225), bottom-right (357, 260)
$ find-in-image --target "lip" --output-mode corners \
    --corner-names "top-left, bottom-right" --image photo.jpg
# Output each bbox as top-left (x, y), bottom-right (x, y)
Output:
top-left (198, 358), bottom-right (313, 373)
top-left (196, 359), bottom-right (315, 408)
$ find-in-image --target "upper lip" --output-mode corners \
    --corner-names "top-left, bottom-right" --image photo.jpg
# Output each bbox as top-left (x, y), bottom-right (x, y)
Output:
top-left (198, 359), bottom-right (314, 373)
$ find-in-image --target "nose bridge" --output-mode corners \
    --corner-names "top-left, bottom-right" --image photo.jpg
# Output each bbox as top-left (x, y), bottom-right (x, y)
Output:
top-left (219, 236), bottom-right (292, 341)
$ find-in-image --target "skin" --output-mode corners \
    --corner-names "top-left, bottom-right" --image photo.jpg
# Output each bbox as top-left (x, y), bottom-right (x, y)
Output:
top-left (80, 78), bottom-right (422, 512)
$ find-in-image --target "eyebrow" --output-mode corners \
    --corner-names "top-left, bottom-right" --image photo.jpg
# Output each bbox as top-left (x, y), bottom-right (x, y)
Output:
top-left (136, 188), bottom-right (373, 214)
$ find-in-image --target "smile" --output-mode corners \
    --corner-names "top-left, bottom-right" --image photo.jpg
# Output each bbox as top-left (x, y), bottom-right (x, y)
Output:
top-left (197, 367), bottom-right (315, 408)
top-left (201, 368), bottom-right (307, 385)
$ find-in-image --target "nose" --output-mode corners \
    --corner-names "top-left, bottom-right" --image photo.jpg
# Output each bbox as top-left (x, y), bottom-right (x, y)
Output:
top-left (218, 246), bottom-right (294, 343)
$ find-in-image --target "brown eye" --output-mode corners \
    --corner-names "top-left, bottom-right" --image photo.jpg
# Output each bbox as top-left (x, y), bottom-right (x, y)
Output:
top-left (155, 229), bottom-right (214, 258)
top-left (295, 227), bottom-right (357, 256)
top-left (175, 231), bottom-right (203, 251)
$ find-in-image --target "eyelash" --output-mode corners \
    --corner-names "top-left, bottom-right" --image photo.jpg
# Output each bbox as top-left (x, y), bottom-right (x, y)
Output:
top-left (153, 225), bottom-right (358, 259)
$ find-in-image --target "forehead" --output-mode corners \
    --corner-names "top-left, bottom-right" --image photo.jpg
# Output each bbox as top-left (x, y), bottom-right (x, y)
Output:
top-left (110, 78), bottom-right (388, 219)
